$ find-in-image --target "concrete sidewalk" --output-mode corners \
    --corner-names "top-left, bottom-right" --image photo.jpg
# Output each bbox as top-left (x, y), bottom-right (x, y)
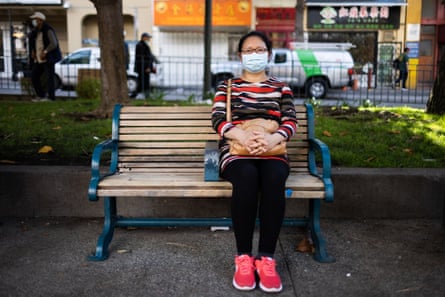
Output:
top-left (0, 217), bottom-right (444, 297)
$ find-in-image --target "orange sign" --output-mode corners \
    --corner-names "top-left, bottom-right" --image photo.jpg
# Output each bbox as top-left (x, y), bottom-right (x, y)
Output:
top-left (154, 0), bottom-right (251, 27)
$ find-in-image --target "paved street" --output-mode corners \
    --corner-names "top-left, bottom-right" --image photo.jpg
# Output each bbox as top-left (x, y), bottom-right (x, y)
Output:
top-left (0, 217), bottom-right (444, 297)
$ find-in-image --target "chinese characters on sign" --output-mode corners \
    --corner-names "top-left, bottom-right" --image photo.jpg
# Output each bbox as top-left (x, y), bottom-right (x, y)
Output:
top-left (256, 8), bottom-right (296, 31)
top-left (154, 0), bottom-right (251, 27)
top-left (308, 6), bottom-right (401, 30)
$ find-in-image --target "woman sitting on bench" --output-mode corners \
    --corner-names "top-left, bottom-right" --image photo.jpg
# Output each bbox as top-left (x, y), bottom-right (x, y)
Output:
top-left (211, 31), bottom-right (298, 293)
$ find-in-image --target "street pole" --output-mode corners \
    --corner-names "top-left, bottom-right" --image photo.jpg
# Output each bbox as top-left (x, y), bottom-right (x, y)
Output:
top-left (295, 0), bottom-right (305, 42)
top-left (8, 9), bottom-right (18, 81)
top-left (203, 0), bottom-right (212, 100)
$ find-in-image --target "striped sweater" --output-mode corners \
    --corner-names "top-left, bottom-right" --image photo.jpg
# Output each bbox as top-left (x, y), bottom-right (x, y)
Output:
top-left (211, 77), bottom-right (298, 172)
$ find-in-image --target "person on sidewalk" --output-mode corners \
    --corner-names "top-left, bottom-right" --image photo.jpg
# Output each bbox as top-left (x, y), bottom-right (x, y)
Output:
top-left (134, 32), bottom-right (159, 99)
top-left (211, 31), bottom-right (298, 293)
top-left (29, 11), bottom-right (62, 102)
top-left (395, 47), bottom-right (410, 91)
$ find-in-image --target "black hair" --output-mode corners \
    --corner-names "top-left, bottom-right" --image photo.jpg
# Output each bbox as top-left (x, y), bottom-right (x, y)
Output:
top-left (404, 47), bottom-right (410, 52)
top-left (237, 31), bottom-right (272, 53)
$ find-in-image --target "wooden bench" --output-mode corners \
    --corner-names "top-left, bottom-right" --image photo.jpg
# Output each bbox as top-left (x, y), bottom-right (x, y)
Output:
top-left (88, 104), bottom-right (335, 262)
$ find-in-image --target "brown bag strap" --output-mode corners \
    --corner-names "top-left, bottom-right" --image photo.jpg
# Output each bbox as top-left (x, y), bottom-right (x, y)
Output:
top-left (226, 79), bottom-right (232, 122)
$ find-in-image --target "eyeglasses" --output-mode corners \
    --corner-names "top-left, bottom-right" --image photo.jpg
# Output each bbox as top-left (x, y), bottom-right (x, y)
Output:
top-left (240, 47), bottom-right (268, 55)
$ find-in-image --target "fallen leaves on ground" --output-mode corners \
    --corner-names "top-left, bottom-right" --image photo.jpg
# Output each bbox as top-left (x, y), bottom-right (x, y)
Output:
top-left (296, 237), bottom-right (314, 253)
top-left (38, 145), bottom-right (54, 154)
top-left (365, 156), bottom-right (376, 162)
top-left (323, 130), bottom-right (332, 137)
top-left (404, 148), bottom-right (413, 154)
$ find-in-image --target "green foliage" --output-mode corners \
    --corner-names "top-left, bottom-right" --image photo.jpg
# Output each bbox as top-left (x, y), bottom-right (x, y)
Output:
top-left (315, 106), bottom-right (445, 168)
top-left (304, 97), bottom-right (321, 109)
top-left (146, 88), bottom-right (166, 101)
top-left (0, 99), bottom-right (109, 165)
top-left (0, 100), bottom-right (444, 167)
top-left (75, 78), bottom-right (101, 99)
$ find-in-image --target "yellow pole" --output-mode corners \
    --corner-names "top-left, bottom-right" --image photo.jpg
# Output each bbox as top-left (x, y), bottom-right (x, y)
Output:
top-left (405, 0), bottom-right (422, 89)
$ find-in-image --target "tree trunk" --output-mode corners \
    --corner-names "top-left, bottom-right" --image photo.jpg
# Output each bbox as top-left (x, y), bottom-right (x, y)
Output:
top-left (90, 0), bottom-right (129, 118)
top-left (426, 49), bottom-right (445, 115)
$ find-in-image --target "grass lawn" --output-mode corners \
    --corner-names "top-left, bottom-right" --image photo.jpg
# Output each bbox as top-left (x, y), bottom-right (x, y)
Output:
top-left (0, 98), bottom-right (444, 168)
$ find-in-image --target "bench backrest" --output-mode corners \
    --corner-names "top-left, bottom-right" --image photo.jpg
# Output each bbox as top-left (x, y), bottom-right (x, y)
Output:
top-left (113, 105), bottom-right (310, 174)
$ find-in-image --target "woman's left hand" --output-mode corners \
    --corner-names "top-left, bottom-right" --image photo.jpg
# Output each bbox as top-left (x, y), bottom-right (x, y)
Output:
top-left (260, 132), bottom-right (286, 154)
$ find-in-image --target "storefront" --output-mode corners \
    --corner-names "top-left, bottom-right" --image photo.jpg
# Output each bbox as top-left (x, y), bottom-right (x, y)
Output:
top-left (0, 0), bottom-right (65, 79)
top-left (152, 0), bottom-right (300, 87)
top-left (255, 7), bottom-right (296, 48)
top-left (305, 0), bottom-right (407, 86)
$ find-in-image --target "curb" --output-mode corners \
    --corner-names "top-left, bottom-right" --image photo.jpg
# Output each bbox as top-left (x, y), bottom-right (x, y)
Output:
top-left (1, 165), bottom-right (444, 219)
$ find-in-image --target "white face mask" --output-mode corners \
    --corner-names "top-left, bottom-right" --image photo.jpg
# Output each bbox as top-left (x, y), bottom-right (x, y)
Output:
top-left (241, 52), bottom-right (268, 73)
top-left (32, 19), bottom-right (38, 27)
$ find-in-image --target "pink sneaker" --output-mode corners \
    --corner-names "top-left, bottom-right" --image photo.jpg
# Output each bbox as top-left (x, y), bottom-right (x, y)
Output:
top-left (255, 256), bottom-right (283, 293)
top-left (233, 255), bottom-right (256, 291)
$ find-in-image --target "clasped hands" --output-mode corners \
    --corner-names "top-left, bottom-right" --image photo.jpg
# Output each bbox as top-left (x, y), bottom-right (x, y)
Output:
top-left (238, 129), bottom-right (283, 155)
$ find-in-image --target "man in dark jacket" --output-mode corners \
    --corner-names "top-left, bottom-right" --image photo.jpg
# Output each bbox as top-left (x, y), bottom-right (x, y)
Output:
top-left (134, 32), bottom-right (158, 98)
top-left (29, 11), bottom-right (62, 102)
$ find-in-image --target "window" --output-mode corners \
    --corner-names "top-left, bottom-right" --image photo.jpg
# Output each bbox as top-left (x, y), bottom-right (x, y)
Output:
top-left (421, 0), bottom-right (436, 18)
top-left (274, 53), bottom-right (287, 64)
top-left (421, 25), bottom-right (435, 34)
top-left (61, 50), bottom-right (91, 65)
top-left (419, 40), bottom-right (432, 56)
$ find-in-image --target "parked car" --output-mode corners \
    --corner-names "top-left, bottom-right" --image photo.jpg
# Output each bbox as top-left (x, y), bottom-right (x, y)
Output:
top-left (54, 46), bottom-right (162, 95)
top-left (211, 43), bottom-right (355, 99)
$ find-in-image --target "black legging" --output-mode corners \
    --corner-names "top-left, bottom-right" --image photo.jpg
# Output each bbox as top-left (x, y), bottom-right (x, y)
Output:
top-left (222, 159), bottom-right (289, 257)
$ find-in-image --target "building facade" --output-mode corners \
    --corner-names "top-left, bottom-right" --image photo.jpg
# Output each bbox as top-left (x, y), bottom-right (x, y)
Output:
top-left (0, 0), bottom-right (442, 88)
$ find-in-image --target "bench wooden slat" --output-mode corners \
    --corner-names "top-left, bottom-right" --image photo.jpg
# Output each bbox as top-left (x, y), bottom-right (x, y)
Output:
top-left (119, 105), bottom-right (308, 113)
top-left (119, 134), bottom-right (217, 141)
top-left (97, 173), bottom-right (324, 196)
top-left (117, 149), bottom-right (309, 159)
top-left (117, 141), bottom-right (308, 149)
top-left (97, 189), bottom-right (326, 199)
top-left (117, 167), bottom-right (311, 174)
top-left (118, 125), bottom-right (308, 134)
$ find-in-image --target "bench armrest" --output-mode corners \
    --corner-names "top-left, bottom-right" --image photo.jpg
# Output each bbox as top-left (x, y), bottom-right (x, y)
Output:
top-left (88, 139), bottom-right (118, 201)
top-left (308, 138), bottom-right (334, 202)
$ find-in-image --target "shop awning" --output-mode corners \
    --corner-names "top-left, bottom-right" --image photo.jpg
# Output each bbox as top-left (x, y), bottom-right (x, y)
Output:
top-left (306, 0), bottom-right (407, 6)
top-left (0, 0), bottom-right (62, 4)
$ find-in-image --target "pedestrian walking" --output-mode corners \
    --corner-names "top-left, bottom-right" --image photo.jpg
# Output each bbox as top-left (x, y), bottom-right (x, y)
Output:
top-left (395, 47), bottom-right (410, 91)
top-left (29, 11), bottom-right (62, 102)
top-left (134, 32), bottom-right (159, 99)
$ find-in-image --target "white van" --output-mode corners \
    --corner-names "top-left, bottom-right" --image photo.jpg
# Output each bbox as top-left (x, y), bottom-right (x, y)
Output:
top-left (211, 43), bottom-right (355, 99)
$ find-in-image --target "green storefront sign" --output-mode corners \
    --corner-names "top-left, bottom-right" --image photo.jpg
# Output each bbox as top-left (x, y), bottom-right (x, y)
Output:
top-left (307, 6), bottom-right (401, 30)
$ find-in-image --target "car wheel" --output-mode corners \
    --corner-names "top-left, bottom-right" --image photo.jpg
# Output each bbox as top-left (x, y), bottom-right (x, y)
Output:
top-left (306, 78), bottom-right (327, 99)
top-left (127, 76), bottom-right (138, 95)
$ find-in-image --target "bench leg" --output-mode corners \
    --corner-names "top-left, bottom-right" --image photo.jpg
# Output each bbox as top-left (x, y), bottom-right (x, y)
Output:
top-left (88, 197), bottom-right (117, 261)
top-left (309, 199), bottom-right (335, 263)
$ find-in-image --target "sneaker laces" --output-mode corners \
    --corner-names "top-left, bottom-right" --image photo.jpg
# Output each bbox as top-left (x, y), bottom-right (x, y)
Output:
top-left (236, 256), bottom-right (254, 275)
top-left (261, 257), bottom-right (277, 276)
